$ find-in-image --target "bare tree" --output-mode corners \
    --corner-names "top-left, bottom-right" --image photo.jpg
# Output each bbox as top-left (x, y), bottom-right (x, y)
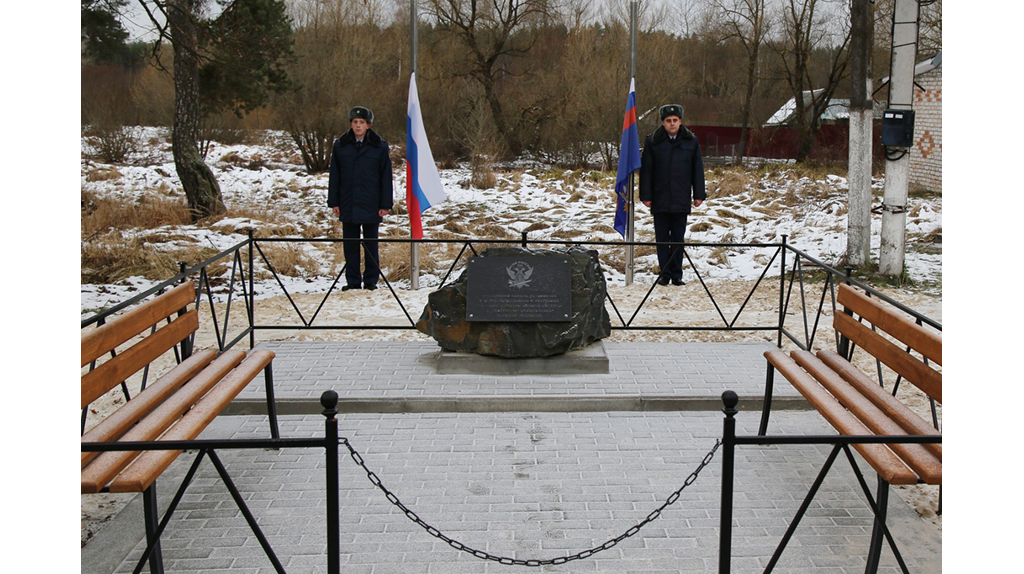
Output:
top-left (425, 0), bottom-right (552, 156)
top-left (715, 0), bottom-right (768, 162)
top-left (771, 0), bottom-right (851, 161)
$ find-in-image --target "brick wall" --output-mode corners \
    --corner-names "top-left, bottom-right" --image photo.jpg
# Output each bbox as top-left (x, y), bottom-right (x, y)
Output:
top-left (910, 67), bottom-right (942, 192)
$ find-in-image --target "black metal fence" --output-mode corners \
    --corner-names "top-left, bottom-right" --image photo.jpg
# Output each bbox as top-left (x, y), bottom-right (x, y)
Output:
top-left (81, 232), bottom-right (940, 352)
top-left (81, 233), bottom-right (941, 574)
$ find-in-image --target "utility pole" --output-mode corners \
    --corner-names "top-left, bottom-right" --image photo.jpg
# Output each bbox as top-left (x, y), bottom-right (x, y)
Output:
top-left (847, 0), bottom-right (873, 267)
top-left (879, 0), bottom-right (920, 276)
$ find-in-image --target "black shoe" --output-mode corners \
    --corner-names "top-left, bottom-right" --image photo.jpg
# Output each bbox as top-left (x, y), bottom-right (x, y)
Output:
top-left (671, 278), bottom-right (685, 286)
top-left (364, 284), bottom-right (378, 291)
top-left (657, 276), bottom-right (670, 286)
top-left (341, 285), bottom-right (359, 291)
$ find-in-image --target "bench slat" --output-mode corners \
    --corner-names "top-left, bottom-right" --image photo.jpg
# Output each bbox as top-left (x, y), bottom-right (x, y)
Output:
top-left (82, 282), bottom-right (196, 367)
top-left (81, 351), bottom-right (247, 494)
top-left (80, 350), bottom-right (217, 468)
top-left (81, 309), bottom-right (199, 409)
top-left (834, 312), bottom-right (942, 403)
top-left (817, 350), bottom-right (941, 461)
top-left (110, 350), bottom-right (275, 493)
top-left (837, 285), bottom-right (941, 365)
top-left (792, 351), bottom-right (941, 485)
top-left (764, 350), bottom-right (918, 485)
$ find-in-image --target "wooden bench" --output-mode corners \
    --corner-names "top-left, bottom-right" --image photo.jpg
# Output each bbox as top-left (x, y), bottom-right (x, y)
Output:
top-left (81, 281), bottom-right (279, 573)
top-left (758, 283), bottom-right (940, 572)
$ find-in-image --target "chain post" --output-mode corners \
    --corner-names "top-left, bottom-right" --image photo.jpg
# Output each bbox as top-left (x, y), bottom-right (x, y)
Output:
top-left (322, 390), bottom-right (340, 574)
top-left (719, 390), bottom-right (738, 574)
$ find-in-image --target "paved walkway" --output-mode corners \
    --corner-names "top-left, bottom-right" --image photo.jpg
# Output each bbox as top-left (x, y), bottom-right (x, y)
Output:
top-left (82, 342), bottom-right (941, 574)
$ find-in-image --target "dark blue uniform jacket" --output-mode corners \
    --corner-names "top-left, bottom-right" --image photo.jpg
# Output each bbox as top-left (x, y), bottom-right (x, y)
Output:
top-left (639, 125), bottom-right (706, 213)
top-left (327, 128), bottom-right (394, 223)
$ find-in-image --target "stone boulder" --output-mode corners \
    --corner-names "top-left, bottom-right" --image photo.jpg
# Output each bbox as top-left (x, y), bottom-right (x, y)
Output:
top-left (416, 246), bottom-right (611, 358)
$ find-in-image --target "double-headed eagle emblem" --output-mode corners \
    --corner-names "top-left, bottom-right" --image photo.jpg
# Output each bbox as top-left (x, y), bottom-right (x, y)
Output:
top-left (506, 261), bottom-right (534, 289)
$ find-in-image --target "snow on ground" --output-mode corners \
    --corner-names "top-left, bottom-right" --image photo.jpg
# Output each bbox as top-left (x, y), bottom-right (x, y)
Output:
top-left (81, 127), bottom-right (941, 316)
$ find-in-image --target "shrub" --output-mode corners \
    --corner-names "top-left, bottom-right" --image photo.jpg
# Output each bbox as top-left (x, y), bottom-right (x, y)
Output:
top-left (88, 125), bottom-right (142, 163)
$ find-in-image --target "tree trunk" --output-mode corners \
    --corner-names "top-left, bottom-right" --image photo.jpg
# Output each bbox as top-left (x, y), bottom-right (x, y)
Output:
top-left (737, 42), bottom-right (760, 162)
top-left (168, 0), bottom-right (225, 221)
top-left (480, 71), bottom-right (518, 157)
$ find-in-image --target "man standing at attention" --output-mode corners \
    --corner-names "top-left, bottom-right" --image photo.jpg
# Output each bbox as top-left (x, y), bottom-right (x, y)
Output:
top-left (639, 104), bottom-right (706, 286)
top-left (328, 106), bottom-right (394, 291)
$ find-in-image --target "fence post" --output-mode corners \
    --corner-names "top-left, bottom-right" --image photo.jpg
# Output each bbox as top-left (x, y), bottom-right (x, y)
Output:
top-left (249, 229), bottom-right (256, 349)
top-left (179, 261), bottom-right (194, 359)
top-left (322, 390), bottom-right (340, 574)
top-left (838, 266), bottom-right (854, 358)
top-left (777, 235), bottom-right (788, 347)
top-left (719, 390), bottom-right (738, 574)
top-left (521, 231), bottom-right (528, 248)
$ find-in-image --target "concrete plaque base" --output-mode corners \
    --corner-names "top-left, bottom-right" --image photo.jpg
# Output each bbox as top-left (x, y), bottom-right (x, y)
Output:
top-left (436, 341), bottom-right (609, 375)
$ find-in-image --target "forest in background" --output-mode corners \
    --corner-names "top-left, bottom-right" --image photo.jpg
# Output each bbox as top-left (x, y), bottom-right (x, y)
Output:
top-left (81, 0), bottom-right (941, 171)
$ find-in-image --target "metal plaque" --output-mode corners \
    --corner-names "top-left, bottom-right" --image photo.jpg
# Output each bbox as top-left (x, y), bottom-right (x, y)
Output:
top-left (466, 256), bottom-right (572, 322)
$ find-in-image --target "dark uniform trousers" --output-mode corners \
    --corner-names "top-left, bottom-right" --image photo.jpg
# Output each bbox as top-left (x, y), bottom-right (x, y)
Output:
top-left (342, 222), bottom-right (380, 288)
top-left (653, 212), bottom-right (688, 282)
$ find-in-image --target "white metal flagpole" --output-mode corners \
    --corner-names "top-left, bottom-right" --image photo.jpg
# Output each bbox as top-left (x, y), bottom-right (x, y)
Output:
top-left (409, 1), bottom-right (420, 290)
top-left (625, 1), bottom-right (637, 286)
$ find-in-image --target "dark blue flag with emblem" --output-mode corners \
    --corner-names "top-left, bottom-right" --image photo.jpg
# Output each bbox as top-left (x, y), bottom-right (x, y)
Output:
top-left (614, 78), bottom-right (641, 237)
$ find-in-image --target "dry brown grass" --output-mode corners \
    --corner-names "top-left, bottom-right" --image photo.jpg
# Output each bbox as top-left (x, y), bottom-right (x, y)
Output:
top-left (715, 209), bottom-right (753, 225)
top-left (471, 161), bottom-right (497, 189)
top-left (257, 243), bottom-right (322, 278)
top-left (84, 165), bottom-right (124, 182)
top-left (222, 205), bottom-right (307, 237)
top-left (81, 239), bottom-right (223, 284)
top-left (82, 190), bottom-right (193, 238)
top-left (708, 169), bottom-right (749, 199)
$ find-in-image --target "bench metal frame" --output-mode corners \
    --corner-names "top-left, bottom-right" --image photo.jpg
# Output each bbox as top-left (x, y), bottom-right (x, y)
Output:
top-left (82, 281), bottom-right (283, 574)
top-left (83, 392), bottom-right (344, 574)
top-left (718, 392), bottom-right (940, 574)
top-left (722, 270), bottom-right (941, 572)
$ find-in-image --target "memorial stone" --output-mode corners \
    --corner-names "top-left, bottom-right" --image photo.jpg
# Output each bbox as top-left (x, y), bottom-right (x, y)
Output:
top-left (416, 246), bottom-right (611, 358)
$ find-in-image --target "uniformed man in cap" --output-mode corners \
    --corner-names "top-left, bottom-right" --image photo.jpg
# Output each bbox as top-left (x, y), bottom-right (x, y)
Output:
top-left (639, 104), bottom-right (706, 286)
top-left (328, 106), bottom-right (394, 290)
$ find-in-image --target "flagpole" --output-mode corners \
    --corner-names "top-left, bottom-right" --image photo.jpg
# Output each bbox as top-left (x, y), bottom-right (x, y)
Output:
top-left (409, 1), bottom-right (420, 290)
top-left (625, 1), bottom-right (637, 286)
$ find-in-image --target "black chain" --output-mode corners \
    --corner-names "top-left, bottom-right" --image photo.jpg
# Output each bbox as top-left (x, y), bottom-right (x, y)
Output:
top-left (340, 437), bottom-right (721, 567)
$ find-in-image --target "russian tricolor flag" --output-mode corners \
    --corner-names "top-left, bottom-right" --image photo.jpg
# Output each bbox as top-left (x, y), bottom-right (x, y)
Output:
top-left (406, 72), bottom-right (447, 240)
top-left (614, 78), bottom-right (642, 238)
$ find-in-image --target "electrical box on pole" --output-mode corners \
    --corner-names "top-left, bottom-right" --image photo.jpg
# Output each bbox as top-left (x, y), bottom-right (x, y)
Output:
top-left (881, 109), bottom-right (916, 147)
